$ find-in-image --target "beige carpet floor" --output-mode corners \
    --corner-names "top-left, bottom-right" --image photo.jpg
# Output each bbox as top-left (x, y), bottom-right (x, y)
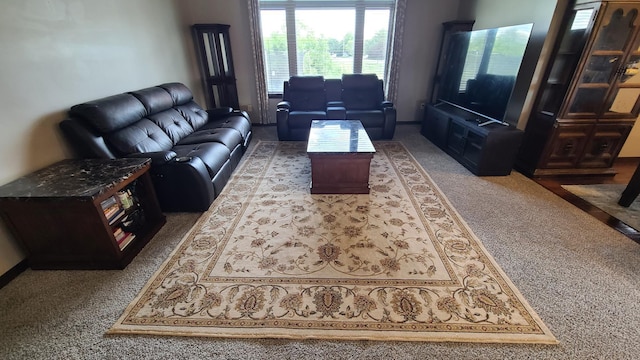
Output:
top-left (562, 184), bottom-right (640, 231)
top-left (108, 141), bottom-right (556, 344)
top-left (3, 125), bottom-right (639, 359)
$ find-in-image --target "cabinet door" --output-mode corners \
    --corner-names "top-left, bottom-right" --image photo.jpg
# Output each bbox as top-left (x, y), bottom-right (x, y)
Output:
top-left (538, 4), bottom-right (598, 117)
top-left (422, 105), bottom-right (450, 148)
top-left (604, 17), bottom-right (640, 119)
top-left (446, 121), bottom-right (486, 170)
top-left (462, 130), bottom-right (484, 168)
top-left (540, 123), bottom-right (593, 168)
top-left (447, 121), bottom-right (467, 155)
top-left (563, 4), bottom-right (640, 119)
top-left (578, 123), bottom-right (633, 167)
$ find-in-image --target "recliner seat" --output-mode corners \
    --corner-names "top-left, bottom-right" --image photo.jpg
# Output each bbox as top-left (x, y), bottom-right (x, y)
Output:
top-left (276, 76), bottom-right (328, 141)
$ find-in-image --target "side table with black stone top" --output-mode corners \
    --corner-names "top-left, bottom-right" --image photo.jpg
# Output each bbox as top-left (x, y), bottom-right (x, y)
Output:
top-left (0, 158), bottom-right (166, 269)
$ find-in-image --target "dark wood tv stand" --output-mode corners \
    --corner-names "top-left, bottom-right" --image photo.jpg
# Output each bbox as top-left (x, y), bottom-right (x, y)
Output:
top-left (421, 102), bottom-right (524, 176)
top-left (0, 158), bottom-right (166, 270)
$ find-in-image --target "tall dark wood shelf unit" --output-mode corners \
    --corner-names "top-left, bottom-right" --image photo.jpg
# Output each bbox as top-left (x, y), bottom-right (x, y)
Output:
top-left (192, 23), bottom-right (240, 109)
top-left (0, 158), bottom-right (166, 270)
top-left (517, 0), bottom-right (640, 176)
top-left (430, 20), bottom-right (475, 104)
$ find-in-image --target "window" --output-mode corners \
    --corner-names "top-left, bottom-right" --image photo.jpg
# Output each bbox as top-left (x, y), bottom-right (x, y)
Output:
top-left (260, 0), bottom-right (395, 94)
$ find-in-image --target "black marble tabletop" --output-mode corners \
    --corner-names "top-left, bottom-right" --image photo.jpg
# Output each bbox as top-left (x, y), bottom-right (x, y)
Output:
top-left (0, 158), bottom-right (150, 199)
top-left (307, 120), bottom-right (376, 154)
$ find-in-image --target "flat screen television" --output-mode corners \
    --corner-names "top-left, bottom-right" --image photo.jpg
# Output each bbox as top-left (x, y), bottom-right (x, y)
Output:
top-left (437, 23), bottom-right (534, 126)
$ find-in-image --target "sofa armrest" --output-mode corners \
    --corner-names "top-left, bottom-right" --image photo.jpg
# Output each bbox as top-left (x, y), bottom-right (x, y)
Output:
top-left (276, 107), bottom-right (290, 140)
top-left (127, 151), bottom-right (177, 165)
top-left (382, 107), bottom-right (397, 139)
top-left (381, 101), bottom-right (394, 109)
top-left (59, 118), bottom-right (117, 159)
top-left (327, 101), bottom-right (344, 107)
top-left (277, 101), bottom-right (291, 110)
top-left (148, 156), bottom-right (215, 212)
top-left (207, 107), bottom-right (234, 117)
top-left (327, 106), bottom-right (346, 119)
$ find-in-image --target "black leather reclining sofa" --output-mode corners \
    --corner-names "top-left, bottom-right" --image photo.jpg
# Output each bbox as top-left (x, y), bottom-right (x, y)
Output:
top-left (59, 82), bottom-right (252, 212)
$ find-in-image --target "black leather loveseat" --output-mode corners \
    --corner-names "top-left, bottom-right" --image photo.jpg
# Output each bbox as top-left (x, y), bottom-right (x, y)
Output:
top-left (59, 82), bottom-right (252, 212)
top-left (276, 74), bottom-right (396, 141)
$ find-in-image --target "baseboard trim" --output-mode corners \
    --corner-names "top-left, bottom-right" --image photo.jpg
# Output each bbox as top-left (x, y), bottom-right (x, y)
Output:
top-left (0, 259), bottom-right (28, 289)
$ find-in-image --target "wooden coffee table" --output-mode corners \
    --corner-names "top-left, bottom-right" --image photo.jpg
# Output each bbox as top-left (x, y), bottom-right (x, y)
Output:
top-left (307, 120), bottom-right (376, 194)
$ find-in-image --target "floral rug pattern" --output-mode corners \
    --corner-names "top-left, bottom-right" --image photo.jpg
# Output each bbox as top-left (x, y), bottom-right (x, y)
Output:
top-left (109, 141), bottom-right (557, 343)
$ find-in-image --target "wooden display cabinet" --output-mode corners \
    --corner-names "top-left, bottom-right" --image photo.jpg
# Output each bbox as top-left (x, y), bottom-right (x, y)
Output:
top-left (518, 0), bottom-right (640, 176)
top-left (0, 158), bottom-right (166, 270)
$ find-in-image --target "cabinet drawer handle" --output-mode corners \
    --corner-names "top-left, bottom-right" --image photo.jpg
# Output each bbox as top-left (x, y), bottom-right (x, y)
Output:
top-left (599, 142), bottom-right (609, 152)
top-left (563, 143), bottom-right (573, 154)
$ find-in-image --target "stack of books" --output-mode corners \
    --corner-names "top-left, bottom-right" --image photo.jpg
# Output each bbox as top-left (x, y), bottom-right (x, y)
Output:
top-left (99, 189), bottom-right (138, 250)
top-left (100, 196), bottom-right (125, 225)
top-left (112, 226), bottom-right (136, 250)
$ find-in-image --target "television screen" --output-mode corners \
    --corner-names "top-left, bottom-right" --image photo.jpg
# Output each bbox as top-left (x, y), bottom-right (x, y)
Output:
top-left (437, 23), bottom-right (534, 124)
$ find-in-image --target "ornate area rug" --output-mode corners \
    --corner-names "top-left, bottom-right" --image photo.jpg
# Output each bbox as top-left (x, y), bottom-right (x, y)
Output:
top-left (562, 183), bottom-right (640, 230)
top-left (108, 141), bottom-right (557, 344)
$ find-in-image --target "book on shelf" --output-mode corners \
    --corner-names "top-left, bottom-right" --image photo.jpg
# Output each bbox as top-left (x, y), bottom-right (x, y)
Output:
top-left (100, 195), bottom-right (118, 211)
top-left (103, 203), bottom-right (121, 219)
top-left (117, 231), bottom-right (136, 250)
top-left (113, 227), bottom-right (124, 241)
top-left (107, 207), bottom-right (126, 225)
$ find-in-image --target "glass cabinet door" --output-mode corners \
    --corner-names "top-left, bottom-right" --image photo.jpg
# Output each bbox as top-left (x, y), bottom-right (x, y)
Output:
top-left (605, 34), bottom-right (640, 118)
top-left (538, 5), bottom-right (597, 116)
top-left (563, 4), bottom-right (640, 119)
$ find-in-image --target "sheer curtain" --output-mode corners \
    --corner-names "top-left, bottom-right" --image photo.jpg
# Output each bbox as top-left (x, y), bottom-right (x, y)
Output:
top-left (384, 0), bottom-right (406, 104)
top-left (248, 0), bottom-right (271, 124)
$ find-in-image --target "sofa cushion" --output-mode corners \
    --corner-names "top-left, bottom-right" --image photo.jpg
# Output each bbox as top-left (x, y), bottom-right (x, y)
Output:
top-left (129, 87), bottom-right (174, 114)
top-left (159, 82), bottom-right (194, 106)
top-left (345, 110), bottom-right (385, 128)
top-left (178, 127), bottom-right (243, 150)
top-left (288, 76), bottom-right (324, 90)
top-left (341, 74), bottom-right (379, 89)
top-left (288, 90), bottom-right (326, 111)
top-left (148, 109), bottom-right (195, 144)
top-left (105, 118), bottom-right (173, 155)
top-left (175, 101), bottom-right (209, 130)
top-left (200, 114), bottom-right (252, 142)
top-left (286, 76), bottom-right (327, 111)
top-left (70, 94), bottom-right (147, 133)
top-left (288, 111), bottom-right (326, 129)
top-left (341, 74), bottom-right (383, 110)
top-left (342, 91), bottom-right (378, 110)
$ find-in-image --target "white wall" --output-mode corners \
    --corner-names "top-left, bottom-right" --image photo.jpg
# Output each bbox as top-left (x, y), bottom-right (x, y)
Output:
top-left (0, 0), bottom-right (195, 276)
top-left (620, 124), bottom-right (640, 156)
top-left (397, 0), bottom-right (461, 123)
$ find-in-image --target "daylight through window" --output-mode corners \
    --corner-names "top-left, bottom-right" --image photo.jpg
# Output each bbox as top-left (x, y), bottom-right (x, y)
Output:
top-left (259, 0), bottom-right (395, 94)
